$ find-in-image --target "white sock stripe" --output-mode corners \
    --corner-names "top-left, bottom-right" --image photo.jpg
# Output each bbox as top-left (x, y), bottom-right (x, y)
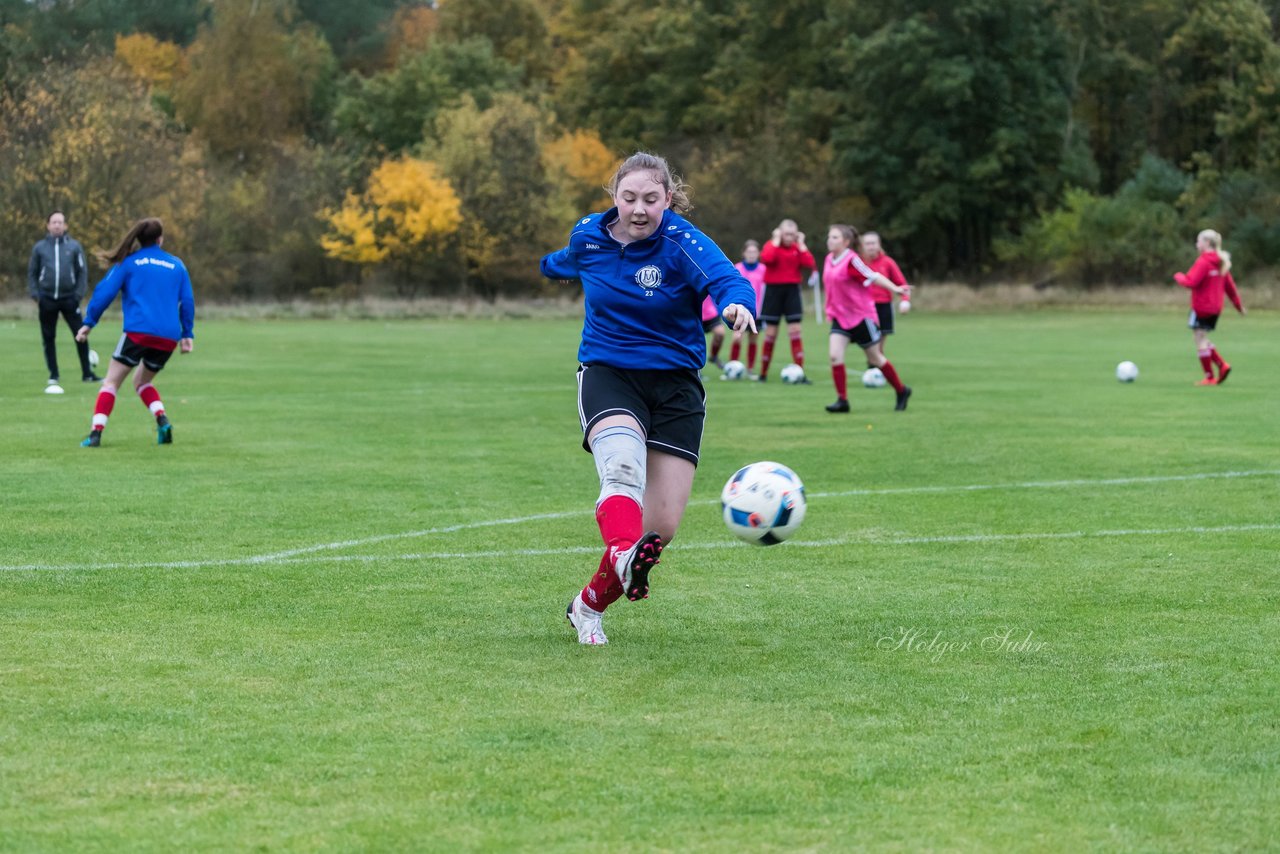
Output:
top-left (148, 401), bottom-right (165, 414)
top-left (91, 414), bottom-right (108, 428)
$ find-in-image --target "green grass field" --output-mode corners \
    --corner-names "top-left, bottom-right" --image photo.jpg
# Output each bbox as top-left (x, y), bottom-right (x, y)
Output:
top-left (2, 308), bottom-right (1278, 851)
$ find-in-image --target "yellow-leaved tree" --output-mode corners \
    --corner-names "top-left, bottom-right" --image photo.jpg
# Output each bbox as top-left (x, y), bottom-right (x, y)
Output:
top-left (321, 156), bottom-right (462, 296)
top-left (542, 129), bottom-right (615, 222)
top-left (114, 33), bottom-right (188, 89)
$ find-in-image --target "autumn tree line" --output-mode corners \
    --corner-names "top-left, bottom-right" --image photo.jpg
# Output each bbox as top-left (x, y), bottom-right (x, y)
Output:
top-left (3, 0), bottom-right (1280, 300)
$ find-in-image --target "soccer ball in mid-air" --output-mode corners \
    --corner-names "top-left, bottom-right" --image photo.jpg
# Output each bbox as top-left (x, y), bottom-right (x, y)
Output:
top-left (862, 367), bottom-right (886, 388)
top-left (1116, 361), bottom-right (1139, 382)
top-left (722, 360), bottom-right (747, 380)
top-left (780, 363), bottom-right (806, 384)
top-left (88, 349), bottom-right (99, 369)
top-left (721, 461), bottom-right (807, 546)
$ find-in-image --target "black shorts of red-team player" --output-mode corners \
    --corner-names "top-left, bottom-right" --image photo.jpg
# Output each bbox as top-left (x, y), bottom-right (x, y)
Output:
top-left (112, 331), bottom-right (177, 372)
top-left (1188, 310), bottom-right (1219, 331)
top-left (760, 283), bottom-right (804, 325)
top-left (576, 363), bottom-right (706, 467)
top-left (830, 317), bottom-right (883, 350)
top-left (875, 301), bottom-right (896, 335)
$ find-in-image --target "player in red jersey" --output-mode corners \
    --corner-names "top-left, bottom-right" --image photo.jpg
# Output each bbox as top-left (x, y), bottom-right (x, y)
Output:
top-left (860, 232), bottom-right (911, 363)
top-left (757, 219), bottom-right (815, 382)
top-left (1174, 229), bottom-right (1245, 386)
top-left (822, 225), bottom-right (911, 412)
top-left (727, 239), bottom-right (767, 378)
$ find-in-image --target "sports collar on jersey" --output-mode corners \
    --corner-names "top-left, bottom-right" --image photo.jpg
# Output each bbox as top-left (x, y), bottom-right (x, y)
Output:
top-left (599, 207), bottom-right (678, 249)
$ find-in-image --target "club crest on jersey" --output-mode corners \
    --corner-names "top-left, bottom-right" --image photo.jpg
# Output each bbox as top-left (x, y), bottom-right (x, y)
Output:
top-left (634, 265), bottom-right (663, 290)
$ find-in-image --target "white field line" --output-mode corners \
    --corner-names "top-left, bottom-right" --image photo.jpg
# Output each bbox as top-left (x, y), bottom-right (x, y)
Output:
top-left (2, 469), bottom-right (1278, 573)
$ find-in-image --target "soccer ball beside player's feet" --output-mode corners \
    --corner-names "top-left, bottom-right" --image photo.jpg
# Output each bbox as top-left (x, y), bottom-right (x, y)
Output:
top-left (567, 595), bottom-right (607, 645)
top-left (157, 414), bottom-right (173, 445)
top-left (826, 398), bottom-right (850, 413)
top-left (895, 386), bottom-right (913, 411)
top-left (1217, 363), bottom-right (1231, 385)
top-left (81, 429), bottom-right (101, 448)
top-left (614, 531), bottom-right (663, 601)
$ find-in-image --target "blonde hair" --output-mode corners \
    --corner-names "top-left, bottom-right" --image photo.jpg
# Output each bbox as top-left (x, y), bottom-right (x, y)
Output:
top-left (607, 152), bottom-right (691, 214)
top-left (1198, 229), bottom-right (1232, 275)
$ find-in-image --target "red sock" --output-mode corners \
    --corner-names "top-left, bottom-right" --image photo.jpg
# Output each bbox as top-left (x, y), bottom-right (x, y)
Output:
top-left (710, 336), bottom-right (723, 361)
top-left (761, 339), bottom-right (775, 377)
top-left (789, 335), bottom-right (804, 367)
top-left (832, 364), bottom-right (847, 400)
top-left (588, 494), bottom-right (642, 613)
top-left (879, 360), bottom-right (905, 393)
top-left (138, 383), bottom-right (165, 418)
top-left (747, 341), bottom-right (758, 370)
top-left (1198, 350), bottom-right (1213, 378)
top-left (730, 340), bottom-right (741, 362)
top-left (91, 386), bottom-right (116, 431)
top-left (1209, 348), bottom-right (1226, 370)
top-left (596, 494), bottom-right (642, 549)
top-left (581, 551), bottom-right (626, 611)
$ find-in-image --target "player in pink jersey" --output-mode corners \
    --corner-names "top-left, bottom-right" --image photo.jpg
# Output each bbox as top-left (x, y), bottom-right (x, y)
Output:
top-left (700, 293), bottom-right (727, 370)
top-left (1174, 229), bottom-right (1245, 385)
top-left (726, 239), bottom-right (767, 378)
top-left (822, 224), bottom-right (911, 413)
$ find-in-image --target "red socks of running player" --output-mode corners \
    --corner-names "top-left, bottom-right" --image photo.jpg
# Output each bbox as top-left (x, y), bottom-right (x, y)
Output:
top-left (1198, 349), bottom-right (1214, 380)
top-left (832, 364), bottom-right (848, 400)
top-left (138, 383), bottom-right (166, 419)
top-left (879, 360), bottom-right (905, 394)
top-left (760, 338), bottom-right (775, 378)
top-left (89, 383), bottom-right (167, 436)
top-left (582, 494), bottom-right (642, 612)
top-left (90, 385), bottom-right (117, 432)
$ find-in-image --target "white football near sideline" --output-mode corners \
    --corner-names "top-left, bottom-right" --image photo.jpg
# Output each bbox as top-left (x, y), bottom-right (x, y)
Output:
top-left (1116, 361), bottom-right (1139, 383)
top-left (862, 367), bottom-right (886, 388)
top-left (721, 461), bottom-right (807, 546)
top-left (44, 383), bottom-right (64, 395)
top-left (722, 360), bottom-right (746, 380)
top-left (88, 349), bottom-right (99, 369)
top-left (780, 363), bottom-right (806, 384)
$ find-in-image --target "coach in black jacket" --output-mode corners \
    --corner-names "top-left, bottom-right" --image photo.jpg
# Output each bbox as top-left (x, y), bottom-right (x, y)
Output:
top-left (28, 211), bottom-right (99, 384)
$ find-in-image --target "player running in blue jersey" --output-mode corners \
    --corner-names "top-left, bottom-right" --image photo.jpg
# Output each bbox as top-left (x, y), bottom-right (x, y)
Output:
top-left (541, 151), bottom-right (758, 645)
top-left (75, 218), bottom-right (195, 447)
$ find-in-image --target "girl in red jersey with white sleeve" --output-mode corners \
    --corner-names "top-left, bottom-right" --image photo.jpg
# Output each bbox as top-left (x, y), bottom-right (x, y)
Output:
top-left (823, 225), bottom-right (911, 413)
top-left (1175, 229), bottom-right (1245, 385)
top-left (727, 239), bottom-right (767, 377)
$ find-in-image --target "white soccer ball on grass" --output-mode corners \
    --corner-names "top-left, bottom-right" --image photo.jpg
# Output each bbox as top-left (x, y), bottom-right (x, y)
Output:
top-left (1116, 361), bottom-right (1139, 383)
top-left (780, 363), bottom-right (806, 384)
top-left (721, 360), bottom-right (747, 380)
top-left (721, 461), bottom-right (807, 546)
top-left (862, 368), bottom-right (886, 388)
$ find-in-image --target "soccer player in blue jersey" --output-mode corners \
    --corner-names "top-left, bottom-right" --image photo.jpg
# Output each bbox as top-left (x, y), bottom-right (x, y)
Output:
top-left (75, 218), bottom-right (195, 447)
top-left (542, 152), bottom-right (758, 645)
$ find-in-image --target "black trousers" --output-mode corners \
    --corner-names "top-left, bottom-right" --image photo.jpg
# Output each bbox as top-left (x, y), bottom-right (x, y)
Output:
top-left (38, 296), bottom-right (91, 380)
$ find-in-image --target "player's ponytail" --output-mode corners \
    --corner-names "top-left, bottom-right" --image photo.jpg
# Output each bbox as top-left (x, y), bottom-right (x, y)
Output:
top-left (99, 218), bottom-right (164, 265)
top-left (1198, 229), bottom-right (1232, 275)
top-left (607, 152), bottom-right (692, 214)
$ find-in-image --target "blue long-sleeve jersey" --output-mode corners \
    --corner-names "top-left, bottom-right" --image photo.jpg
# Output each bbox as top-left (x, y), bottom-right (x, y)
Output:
top-left (83, 246), bottom-right (195, 342)
top-left (541, 208), bottom-right (756, 370)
